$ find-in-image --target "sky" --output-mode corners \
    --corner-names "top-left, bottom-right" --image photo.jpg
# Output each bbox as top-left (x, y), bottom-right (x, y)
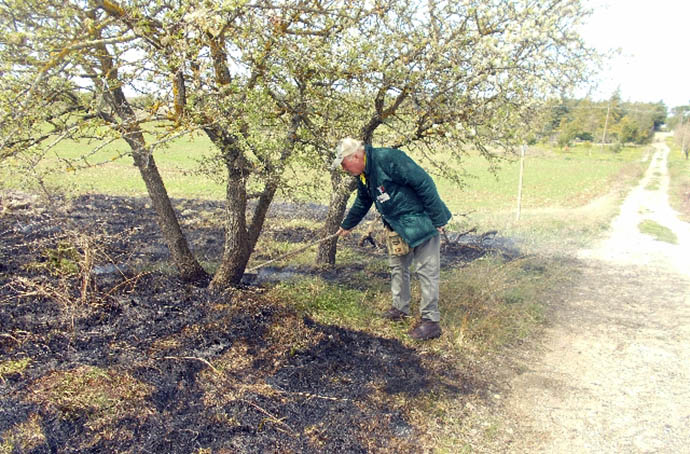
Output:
top-left (580, 0), bottom-right (689, 109)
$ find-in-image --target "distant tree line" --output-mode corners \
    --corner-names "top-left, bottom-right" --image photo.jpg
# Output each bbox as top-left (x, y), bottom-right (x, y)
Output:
top-left (535, 90), bottom-right (667, 148)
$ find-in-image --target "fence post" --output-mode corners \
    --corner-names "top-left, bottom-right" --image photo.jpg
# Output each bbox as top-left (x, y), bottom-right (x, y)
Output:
top-left (516, 144), bottom-right (526, 222)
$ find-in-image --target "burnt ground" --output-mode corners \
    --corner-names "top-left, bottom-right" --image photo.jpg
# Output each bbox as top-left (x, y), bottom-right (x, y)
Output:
top-left (0, 191), bottom-right (517, 453)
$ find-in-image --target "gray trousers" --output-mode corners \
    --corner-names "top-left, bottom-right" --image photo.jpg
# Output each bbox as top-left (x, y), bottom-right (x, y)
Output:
top-left (389, 234), bottom-right (441, 322)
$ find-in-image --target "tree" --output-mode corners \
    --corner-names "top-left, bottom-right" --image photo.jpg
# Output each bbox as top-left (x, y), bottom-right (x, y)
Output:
top-left (674, 107), bottom-right (690, 159)
top-left (650, 101), bottom-right (667, 130)
top-left (540, 96), bottom-right (665, 147)
top-left (0, 0), bottom-right (386, 288)
top-left (313, 0), bottom-right (600, 264)
top-left (617, 115), bottom-right (640, 144)
top-left (0, 0), bottom-right (207, 282)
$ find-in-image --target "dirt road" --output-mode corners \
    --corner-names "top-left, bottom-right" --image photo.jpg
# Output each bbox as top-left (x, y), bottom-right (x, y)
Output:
top-left (505, 137), bottom-right (690, 453)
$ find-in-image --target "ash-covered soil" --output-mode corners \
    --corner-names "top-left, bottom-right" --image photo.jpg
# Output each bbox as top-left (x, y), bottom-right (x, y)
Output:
top-left (0, 191), bottom-right (512, 453)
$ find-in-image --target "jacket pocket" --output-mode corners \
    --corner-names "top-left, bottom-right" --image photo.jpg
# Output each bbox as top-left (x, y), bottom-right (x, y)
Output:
top-left (397, 213), bottom-right (435, 247)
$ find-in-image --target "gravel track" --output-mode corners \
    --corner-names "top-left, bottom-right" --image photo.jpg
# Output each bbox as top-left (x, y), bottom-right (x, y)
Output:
top-left (505, 135), bottom-right (690, 453)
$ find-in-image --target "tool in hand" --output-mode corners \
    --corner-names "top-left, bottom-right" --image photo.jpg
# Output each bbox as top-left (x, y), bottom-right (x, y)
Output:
top-left (245, 232), bottom-right (340, 273)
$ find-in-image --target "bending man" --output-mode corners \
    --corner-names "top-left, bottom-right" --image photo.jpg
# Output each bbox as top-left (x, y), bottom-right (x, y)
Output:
top-left (333, 138), bottom-right (452, 340)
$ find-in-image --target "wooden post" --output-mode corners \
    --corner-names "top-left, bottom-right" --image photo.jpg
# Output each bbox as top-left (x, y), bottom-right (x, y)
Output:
top-left (600, 102), bottom-right (610, 149)
top-left (516, 144), bottom-right (526, 222)
top-left (680, 112), bottom-right (688, 159)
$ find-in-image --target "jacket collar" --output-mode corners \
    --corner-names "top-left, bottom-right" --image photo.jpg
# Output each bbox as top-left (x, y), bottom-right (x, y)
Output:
top-left (364, 144), bottom-right (373, 176)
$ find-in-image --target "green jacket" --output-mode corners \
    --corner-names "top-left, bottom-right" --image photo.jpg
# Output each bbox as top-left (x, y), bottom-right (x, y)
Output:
top-left (341, 145), bottom-right (452, 248)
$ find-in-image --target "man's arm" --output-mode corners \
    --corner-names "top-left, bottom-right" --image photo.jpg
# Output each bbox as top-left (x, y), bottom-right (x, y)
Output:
top-left (341, 181), bottom-right (374, 231)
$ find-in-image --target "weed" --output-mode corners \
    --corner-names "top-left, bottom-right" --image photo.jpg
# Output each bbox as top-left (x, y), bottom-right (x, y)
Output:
top-left (27, 365), bottom-right (154, 433)
top-left (0, 414), bottom-right (47, 454)
top-left (638, 219), bottom-right (678, 244)
top-left (645, 179), bottom-right (660, 191)
top-left (439, 254), bottom-right (566, 353)
top-left (23, 240), bottom-right (81, 276)
top-left (666, 137), bottom-right (690, 222)
top-left (0, 357), bottom-right (31, 381)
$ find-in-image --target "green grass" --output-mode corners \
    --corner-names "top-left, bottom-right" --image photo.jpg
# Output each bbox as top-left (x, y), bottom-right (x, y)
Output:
top-left (0, 133), bottom-right (228, 199)
top-left (0, 358), bottom-right (31, 381)
top-left (437, 143), bottom-right (643, 214)
top-left (1, 414), bottom-right (46, 454)
top-left (435, 143), bottom-right (646, 251)
top-left (666, 137), bottom-right (690, 222)
top-left (638, 219), bottom-right (678, 244)
top-left (2, 135), bottom-right (645, 223)
top-left (269, 277), bottom-right (378, 327)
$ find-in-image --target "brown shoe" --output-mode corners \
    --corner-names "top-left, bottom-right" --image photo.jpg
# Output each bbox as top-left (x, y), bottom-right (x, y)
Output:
top-left (409, 320), bottom-right (441, 340)
top-left (382, 307), bottom-right (410, 321)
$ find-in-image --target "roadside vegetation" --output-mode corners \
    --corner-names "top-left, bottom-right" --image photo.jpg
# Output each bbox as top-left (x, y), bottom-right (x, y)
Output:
top-left (666, 137), bottom-right (690, 222)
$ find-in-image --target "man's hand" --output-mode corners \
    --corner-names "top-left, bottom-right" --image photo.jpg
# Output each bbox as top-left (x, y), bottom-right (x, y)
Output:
top-left (337, 227), bottom-right (351, 237)
top-left (437, 225), bottom-right (451, 243)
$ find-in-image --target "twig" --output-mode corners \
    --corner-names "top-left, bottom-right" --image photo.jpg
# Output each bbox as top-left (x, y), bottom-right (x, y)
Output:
top-left (240, 399), bottom-right (293, 434)
top-left (441, 229), bottom-right (451, 244)
top-left (453, 227), bottom-right (477, 243)
top-left (162, 356), bottom-right (220, 374)
top-left (278, 389), bottom-right (350, 402)
top-left (246, 232), bottom-right (339, 273)
top-left (269, 383), bottom-right (350, 402)
top-left (0, 333), bottom-right (20, 344)
top-left (99, 271), bottom-right (151, 301)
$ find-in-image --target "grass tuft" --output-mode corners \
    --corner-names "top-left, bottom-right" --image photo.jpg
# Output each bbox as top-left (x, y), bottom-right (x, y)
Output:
top-left (666, 137), bottom-right (690, 222)
top-left (1, 414), bottom-right (46, 454)
top-left (638, 219), bottom-right (678, 244)
top-left (27, 366), bottom-right (154, 435)
top-left (438, 254), bottom-right (566, 353)
top-left (645, 179), bottom-right (660, 191)
top-left (0, 358), bottom-right (31, 381)
top-left (269, 277), bottom-right (377, 327)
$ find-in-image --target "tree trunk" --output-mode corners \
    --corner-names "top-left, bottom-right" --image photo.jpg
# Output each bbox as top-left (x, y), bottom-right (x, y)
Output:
top-left (316, 176), bottom-right (358, 265)
top-left (204, 106), bottom-right (300, 289)
top-left (317, 127), bottom-right (381, 266)
top-left (210, 167), bottom-right (252, 289)
top-left (209, 166), bottom-right (279, 289)
top-left (131, 150), bottom-right (207, 282)
top-left (91, 33), bottom-right (206, 283)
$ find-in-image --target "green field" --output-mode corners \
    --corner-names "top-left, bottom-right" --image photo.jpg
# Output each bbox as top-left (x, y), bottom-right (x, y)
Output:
top-left (1, 132), bottom-right (227, 199)
top-left (431, 143), bottom-right (645, 247)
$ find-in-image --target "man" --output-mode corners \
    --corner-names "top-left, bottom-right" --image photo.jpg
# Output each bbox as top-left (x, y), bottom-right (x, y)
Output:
top-left (333, 138), bottom-right (452, 340)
